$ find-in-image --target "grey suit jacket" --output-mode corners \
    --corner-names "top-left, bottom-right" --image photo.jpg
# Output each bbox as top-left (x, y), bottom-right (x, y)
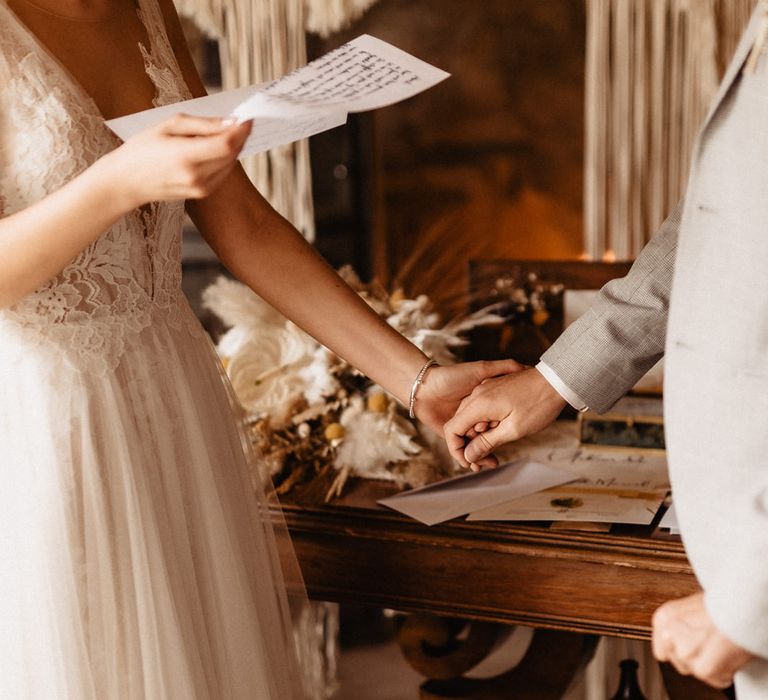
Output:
top-left (542, 3), bottom-right (768, 674)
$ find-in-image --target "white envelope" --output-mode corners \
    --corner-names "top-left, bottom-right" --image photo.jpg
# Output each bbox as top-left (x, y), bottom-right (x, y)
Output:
top-left (378, 459), bottom-right (575, 526)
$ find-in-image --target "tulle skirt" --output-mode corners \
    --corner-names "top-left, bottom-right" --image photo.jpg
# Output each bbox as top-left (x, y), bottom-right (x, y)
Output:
top-left (0, 305), bottom-right (307, 699)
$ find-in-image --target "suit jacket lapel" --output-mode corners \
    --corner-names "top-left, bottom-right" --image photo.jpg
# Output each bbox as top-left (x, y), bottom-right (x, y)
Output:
top-left (700, 5), bottom-right (763, 133)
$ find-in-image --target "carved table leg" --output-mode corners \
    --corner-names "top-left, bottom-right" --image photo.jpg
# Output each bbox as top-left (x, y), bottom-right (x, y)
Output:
top-left (396, 614), bottom-right (597, 700)
top-left (660, 662), bottom-right (735, 700)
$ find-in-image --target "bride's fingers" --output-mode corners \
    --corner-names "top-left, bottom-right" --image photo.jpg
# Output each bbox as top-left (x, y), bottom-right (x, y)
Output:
top-left (445, 405), bottom-right (490, 468)
top-left (489, 421), bottom-right (499, 428)
top-left (474, 421), bottom-right (489, 433)
top-left (160, 113), bottom-right (235, 136)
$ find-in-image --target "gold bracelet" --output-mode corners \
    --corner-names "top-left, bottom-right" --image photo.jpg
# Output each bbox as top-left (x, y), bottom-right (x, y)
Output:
top-left (408, 359), bottom-right (438, 419)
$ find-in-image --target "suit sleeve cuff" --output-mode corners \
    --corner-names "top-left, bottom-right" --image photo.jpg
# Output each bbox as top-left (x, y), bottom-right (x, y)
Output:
top-left (535, 362), bottom-right (589, 412)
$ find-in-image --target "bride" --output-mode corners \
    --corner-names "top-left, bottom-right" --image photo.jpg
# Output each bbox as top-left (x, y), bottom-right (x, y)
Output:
top-left (0, 0), bottom-right (517, 696)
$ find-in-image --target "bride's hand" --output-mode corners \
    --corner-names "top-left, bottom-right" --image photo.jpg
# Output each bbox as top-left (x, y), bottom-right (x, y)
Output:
top-left (100, 114), bottom-right (252, 209)
top-left (412, 360), bottom-right (524, 466)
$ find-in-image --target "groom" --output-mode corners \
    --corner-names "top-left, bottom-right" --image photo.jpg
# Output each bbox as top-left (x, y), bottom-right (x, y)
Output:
top-left (446, 3), bottom-right (768, 696)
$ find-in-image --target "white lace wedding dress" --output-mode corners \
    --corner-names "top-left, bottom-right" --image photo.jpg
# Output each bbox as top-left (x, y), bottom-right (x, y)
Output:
top-left (0, 1), bottom-right (307, 697)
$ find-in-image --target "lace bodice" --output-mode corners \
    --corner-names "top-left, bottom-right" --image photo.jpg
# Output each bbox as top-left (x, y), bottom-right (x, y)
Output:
top-left (0, 0), bottom-right (201, 375)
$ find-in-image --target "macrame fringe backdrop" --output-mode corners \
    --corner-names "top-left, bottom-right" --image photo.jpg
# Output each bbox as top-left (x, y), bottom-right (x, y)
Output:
top-left (584, 0), bottom-right (754, 260)
top-left (173, 0), bottom-right (379, 242)
top-left (304, 0), bottom-right (379, 37)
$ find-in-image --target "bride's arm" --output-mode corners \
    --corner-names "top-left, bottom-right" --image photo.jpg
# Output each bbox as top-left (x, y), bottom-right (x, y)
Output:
top-left (189, 166), bottom-right (528, 432)
top-left (189, 173), bottom-right (524, 435)
top-left (0, 158), bottom-right (132, 308)
top-left (189, 170), bottom-right (432, 404)
top-left (159, 0), bottom-right (522, 431)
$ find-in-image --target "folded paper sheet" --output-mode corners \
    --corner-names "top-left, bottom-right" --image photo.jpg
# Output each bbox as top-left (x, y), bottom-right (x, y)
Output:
top-left (106, 35), bottom-right (450, 158)
top-left (377, 460), bottom-right (575, 526)
top-left (469, 422), bottom-right (670, 525)
top-left (466, 482), bottom-right (669, 525)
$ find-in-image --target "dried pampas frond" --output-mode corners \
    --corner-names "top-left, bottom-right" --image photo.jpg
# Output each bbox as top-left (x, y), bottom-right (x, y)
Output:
top-left (202, 276), bottom-right (283, 331)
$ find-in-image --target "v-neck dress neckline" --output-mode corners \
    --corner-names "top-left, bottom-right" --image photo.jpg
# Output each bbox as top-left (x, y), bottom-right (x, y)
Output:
top-left (1, 0), bottom-right (166, 124)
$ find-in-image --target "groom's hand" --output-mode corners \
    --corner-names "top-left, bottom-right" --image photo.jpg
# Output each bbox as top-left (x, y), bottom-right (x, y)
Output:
top-left (444, 367), bottom-right (566, 469)
top-left (652, 592), bottom-right (755, 689)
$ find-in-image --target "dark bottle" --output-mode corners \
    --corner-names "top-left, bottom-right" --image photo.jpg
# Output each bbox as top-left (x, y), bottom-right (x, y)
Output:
top-left (610, 659), bottom-right (647, 700)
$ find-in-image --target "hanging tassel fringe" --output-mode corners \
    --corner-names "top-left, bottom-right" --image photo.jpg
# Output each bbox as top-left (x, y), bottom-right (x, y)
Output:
top-left (304, 0), bottom-right (379, 37)
top-left (584, 0), bottom-right (754, 260)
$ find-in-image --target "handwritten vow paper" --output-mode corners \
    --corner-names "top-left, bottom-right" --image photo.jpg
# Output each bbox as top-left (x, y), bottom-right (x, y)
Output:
top-left (106, 35), bottom-right (450, 157)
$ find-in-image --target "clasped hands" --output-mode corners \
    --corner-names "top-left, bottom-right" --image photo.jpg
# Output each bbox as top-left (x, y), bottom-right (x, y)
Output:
top-left (415, 361), bottom-right (756, 690)
top-left (414, 362), bottom-right (567, 471)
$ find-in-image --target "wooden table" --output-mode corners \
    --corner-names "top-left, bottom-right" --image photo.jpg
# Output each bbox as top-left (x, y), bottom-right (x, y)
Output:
top-left (281, 477), bottom-right (694, 639)
top-left (276, 476), bottom-right (728, 699)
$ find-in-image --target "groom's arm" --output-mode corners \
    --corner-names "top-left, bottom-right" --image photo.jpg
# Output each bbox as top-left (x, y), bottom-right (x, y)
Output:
top-left (539, 198), bottom-right (684, 413)
top-left (445, 200), bottom-right (684, 466)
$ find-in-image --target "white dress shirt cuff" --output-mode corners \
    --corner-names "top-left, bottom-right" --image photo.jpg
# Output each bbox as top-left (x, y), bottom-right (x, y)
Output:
top-left (535, 362), bottom-right (589, 412)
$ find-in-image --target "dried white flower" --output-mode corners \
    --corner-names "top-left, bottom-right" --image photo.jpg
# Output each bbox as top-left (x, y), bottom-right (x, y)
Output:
top-left (334, 396), bottom-right (422, 479)
top-left (297, 347), bottom-right (341, 403)
top-left (510, 288), bottom-right (528, 305)
top-left (215, 304), bottom-right (319, 426)
top-left (407, 328), bottom-right (467, 366)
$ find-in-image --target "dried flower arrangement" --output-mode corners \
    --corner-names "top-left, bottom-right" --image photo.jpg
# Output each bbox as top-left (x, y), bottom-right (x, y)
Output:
top-left (483, 272), bottom-right (566, 359)
top-left (493, 273), bottom-right (564, 325)
top-left (202, 267), bottom-right (504, 500)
